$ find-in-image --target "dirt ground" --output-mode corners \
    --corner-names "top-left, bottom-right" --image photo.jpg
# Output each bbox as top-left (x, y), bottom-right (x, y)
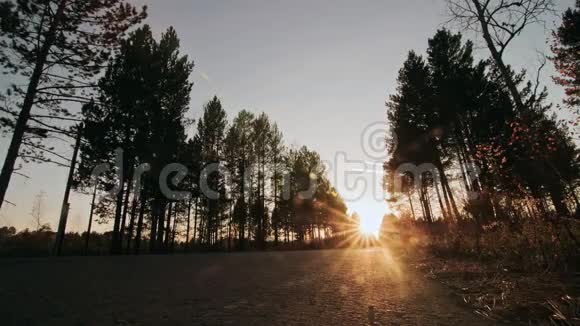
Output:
top-left (413, 254), bottom-right (580, 324)
top-left (0, 248), bottom-right (493, 325)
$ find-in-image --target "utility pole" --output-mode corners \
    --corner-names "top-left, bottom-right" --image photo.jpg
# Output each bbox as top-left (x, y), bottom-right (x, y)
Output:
top-left (53, 124), bottom-right (83, 256)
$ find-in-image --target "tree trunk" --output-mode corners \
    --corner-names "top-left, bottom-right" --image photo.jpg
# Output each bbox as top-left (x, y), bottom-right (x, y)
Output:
top-left (239, 216), bottom-right (245, 251)
top-left (193, 196), bottom-right (199, 247)
top-left (434, 152), bottom-right (460, 219)
top-left (228, 201), bottom-right (233, 251)
top-left (471, 0), bottom-right (525, 112)
top-left (111, 182), bottom-right (125, 254)
top-left (149, 199), bottom-right (159, 252)
top-left (53, 125), bottom-right (82, 255)
top-left (134, 193), bottom-right (146, 254)
top-left (435, 182), bottom-right (447, 220)
top-left (126, 195), bottom-right (138, 251)
top-left (199, 213), bottom-right (205, 246)
top-left (261, 155), bottom-right (266, 249)
top-left (159, 202), bottom-right (168, 249)
top-left (423, 184), bottom-right (433, 223)
top-left (84, 182), bottom-right (98, 255)
top-left (456, 145), bottom-right (471, 196)
top-left (164, 202), bottom-right (173, 251)
top-left (273, 157), bottom-right (279, 247)
top-left (118, 178), bottom-right (133, 252)
top-left (186, 197), bottom-right (192, 250)
top-left (273, 219), bottom-right (279, 247)
top-left (407, 193), bottom-right (417, 220)
top-left (206, 198), bottom-right (212, 246)
top-left (0, 0), bottom-right (68, 210)
top-left (171, 207), bottom-right (177, 252)
top-left (218, 210), bottom-right (223, 249)
top-left (441, 179), bottom-right (454, 220)
top-left (155, 200), bottom-right (167, 252)
top-left (441, 173), bottom-right (460, 219)
top-left (568, 185), bottom-right (580, 217)
top-left (419, 186), bottom-right (427, 221)
top-left (549, 187), bottom-right (570, 217)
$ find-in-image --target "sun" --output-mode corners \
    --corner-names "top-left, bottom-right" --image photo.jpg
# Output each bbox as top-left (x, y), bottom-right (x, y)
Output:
top-left (359, 216), bottom-right (381, 238)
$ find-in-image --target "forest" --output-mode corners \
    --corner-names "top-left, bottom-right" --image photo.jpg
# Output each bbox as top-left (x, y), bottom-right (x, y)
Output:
top-left (0, 0), bottom-right (577, 265)
top-left (75, 25), bottom-right (356, 255)
top-left (384, 2), bottom-right (580, 271)
top-left (0, 2), bottom-right (355, 256)
top-left (0, 1), bottom-right (580, 323)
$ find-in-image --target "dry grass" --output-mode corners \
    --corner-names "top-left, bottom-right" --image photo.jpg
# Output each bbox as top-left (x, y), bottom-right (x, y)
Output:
top-left (412, 253), bottom-right (580, 324)
top-left (394, 217), bottom-right (580, 324)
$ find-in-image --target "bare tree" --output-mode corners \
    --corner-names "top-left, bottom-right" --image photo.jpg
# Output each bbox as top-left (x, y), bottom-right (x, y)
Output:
top-left (446, 0), bottom-right (555, 111)
top-left (30, 191), bottom-right (46, 231)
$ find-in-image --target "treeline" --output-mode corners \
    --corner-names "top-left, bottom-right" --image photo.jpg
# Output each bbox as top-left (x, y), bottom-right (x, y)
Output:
top-left (75, 26), bottom-right (351, 254)
top-left (386, 28), bottom-right (579, 221)
top-left (384, 27), bottom-right (580, 267)
top-left (0, 226), bottom-right (109, 257)
top-left (0, 1), bottom-right (354, 256)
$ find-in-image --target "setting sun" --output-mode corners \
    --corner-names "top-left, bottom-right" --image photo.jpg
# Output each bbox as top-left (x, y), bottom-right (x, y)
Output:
top-left (359, 216), bottom-right (382, 238)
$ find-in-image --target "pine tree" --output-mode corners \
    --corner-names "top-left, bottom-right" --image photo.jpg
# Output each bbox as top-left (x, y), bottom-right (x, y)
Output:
top-left (78, 25), bottom-right (193, 254)
top-left (196, 97), bottom-right (227, 247)
top-left (224, 110), bottom-right (255, 249)
top-left (552, 1), bottom-right (580, 109)
top-left (251, 112), bottom-right (272, 248)
top-left (0, 0), bottom-right (146, 209)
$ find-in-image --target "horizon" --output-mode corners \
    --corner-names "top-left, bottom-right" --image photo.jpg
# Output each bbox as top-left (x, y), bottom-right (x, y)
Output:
top-left (0, 0), bottom-right (574, 233)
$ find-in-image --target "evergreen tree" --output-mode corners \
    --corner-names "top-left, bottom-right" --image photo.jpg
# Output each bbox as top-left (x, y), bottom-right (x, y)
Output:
top-left (386, 29), bottom-right (580, 227)
top-left (0, 0), bottom-right (146, 209)
top-left (552, 0), bottom-right (580, 109)
top-left (78, 25), bottom-right (193, 254)
top-left (196, 97), bottom-right (227, 247)
top-left (224, 110), bottom-right (255, 249)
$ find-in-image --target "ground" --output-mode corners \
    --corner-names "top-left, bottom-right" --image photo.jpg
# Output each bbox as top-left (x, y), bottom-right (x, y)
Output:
top-left (0, 249), bottom-right (492, 325)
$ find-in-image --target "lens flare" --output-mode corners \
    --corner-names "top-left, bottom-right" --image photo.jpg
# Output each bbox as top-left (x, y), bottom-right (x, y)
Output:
top-left (359, 216), bottom-right (381, 238)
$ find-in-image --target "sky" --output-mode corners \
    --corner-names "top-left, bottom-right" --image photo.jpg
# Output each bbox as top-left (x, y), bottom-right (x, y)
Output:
top-left (0, 0), bottom-right (575, 233)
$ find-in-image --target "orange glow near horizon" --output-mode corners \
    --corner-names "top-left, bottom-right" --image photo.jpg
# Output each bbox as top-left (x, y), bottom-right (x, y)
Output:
top-left (350, 201), bottom-right (394, 239)
top-left (358, 216), bottom-right (381, 238)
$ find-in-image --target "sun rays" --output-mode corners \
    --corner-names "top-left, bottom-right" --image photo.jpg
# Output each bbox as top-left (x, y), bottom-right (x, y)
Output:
top-left (359, 216), bottom-right (382, 238)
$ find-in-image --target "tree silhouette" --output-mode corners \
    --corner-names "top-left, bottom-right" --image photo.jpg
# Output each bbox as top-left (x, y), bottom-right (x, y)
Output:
top-left (386, 29), bottom-right (580, 229)
top-left (552, 1), bottom-right (580, 110)
top-left (0, 0), bottom-right (146, 210)
top-left (78, 25), bottom-right (193, 254)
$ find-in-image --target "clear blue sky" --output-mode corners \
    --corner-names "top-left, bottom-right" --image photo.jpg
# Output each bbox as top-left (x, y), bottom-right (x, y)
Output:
top-left (0, 0), bottom-right (574, 232)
